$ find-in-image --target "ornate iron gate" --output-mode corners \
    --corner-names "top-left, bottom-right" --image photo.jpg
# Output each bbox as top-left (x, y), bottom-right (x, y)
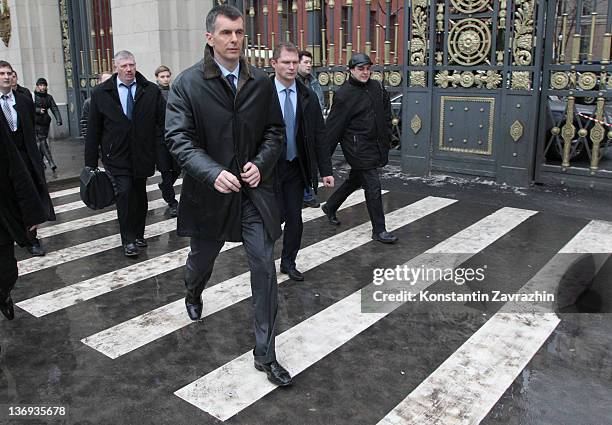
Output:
top-left (59, 0), bottom-right (114, 137)
top-left (535, 0), bottom-right (612, 189)
top-left (403, 0), bottom-right (545, 186)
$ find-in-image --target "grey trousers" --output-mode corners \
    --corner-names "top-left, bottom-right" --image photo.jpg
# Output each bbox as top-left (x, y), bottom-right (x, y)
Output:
top-left (184, 196), bottom-right (278, 364)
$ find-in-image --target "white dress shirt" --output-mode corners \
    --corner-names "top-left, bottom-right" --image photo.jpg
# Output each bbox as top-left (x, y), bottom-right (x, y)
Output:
top-left (117, 78), bottom-right (137, 116)
top-left (274, 78), bottom-right (297, 119)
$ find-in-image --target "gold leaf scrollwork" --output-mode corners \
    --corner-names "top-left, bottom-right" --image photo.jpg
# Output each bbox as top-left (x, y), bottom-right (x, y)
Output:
top-left (435, 70), bottom-right (501, 89)
top-left (561, 97), bottom-right (576, 167)
top-left (411, 114), bottom-right (422, 135)
top-left (578, 72), bottom-right (597, 90)
top-left (318, 72), bottom-right (330, 86)
top-left (0, 0), bottom-right (11, 47)
top-left (510, 120), bottom-right (524, 142)
top-left (388, 71), bottom-right (402, 87)
top-left (551, 72), bottom-right (569, 90)
top-left (512, 0), bottom-right (535, 66)
top-left (410, 0), bottom-right (428, 66)
top-left (511, 71), bottom-right (531, 90)
top-left (410, 71), bottom-right (426, 87)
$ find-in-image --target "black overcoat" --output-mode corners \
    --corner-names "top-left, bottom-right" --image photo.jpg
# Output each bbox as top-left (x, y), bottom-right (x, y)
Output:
top-left (85, 72), bottom-right (165, 177)
top-left (0, 117), bottom-right (47, 246)
top-left (165, 45), bottom-right (285, 242)
top-left (1, 91), bottom-right (56, 221)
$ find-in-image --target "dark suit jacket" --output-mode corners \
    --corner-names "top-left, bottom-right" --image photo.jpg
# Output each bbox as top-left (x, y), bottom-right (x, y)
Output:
top-left (0, 106), bottom-right (47, 246)
top-left (0, 91), bottom-right (56, 222)
top-left (85, 72), bottom-right (165, 178)
top-left (274, 77), bottom-right (332, 191)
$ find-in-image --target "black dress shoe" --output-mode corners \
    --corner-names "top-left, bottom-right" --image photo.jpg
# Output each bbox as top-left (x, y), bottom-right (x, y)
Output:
top-left (254, 360), bottom-right (292, 386)
top-left (280, 265), bottom-right (304, 281)
top-left (27, 239), bottom-right (46, 256)
top-left (123, 243), bottom-right (139, 257)
top-left (169, 205), bottom-right (178, 218)
top-left (321, 204), bottom-right (340, 226)
top-left (185, 297), bottom-right (203, 320)
top-left (0, 294), bottom-right (15, 320)
top-left (135, 238), bottom-right (148, 248)
top-left (372, 231), bottom-right (398, 244)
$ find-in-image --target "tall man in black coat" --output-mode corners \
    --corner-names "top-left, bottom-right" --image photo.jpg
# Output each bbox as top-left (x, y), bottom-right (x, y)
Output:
top-left (85, 51), bottom-right (165, 257)
top-left (270, 42), bottom-right (334, 282)
top-left (165, 5), bottom-right (292, 386)
top-left (0, 61), bottom-right (55, 257)
top-left (322, 53), bottom-right (398, 244)
top-left (0, 115), bottom-right (47, 320)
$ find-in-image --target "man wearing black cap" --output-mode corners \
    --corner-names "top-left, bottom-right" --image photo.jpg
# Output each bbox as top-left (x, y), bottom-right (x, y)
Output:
top-left (34, 77), bottom-right (62, 171)
top-left (322, 52), bottom-right (398, 244)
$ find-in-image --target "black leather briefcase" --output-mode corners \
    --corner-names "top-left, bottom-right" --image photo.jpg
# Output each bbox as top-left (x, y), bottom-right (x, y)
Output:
top-left (79, 166), bottom-right (116, 210)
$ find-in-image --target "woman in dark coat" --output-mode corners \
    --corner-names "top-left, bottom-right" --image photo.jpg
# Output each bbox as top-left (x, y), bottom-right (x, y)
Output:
top-left (33, 78), bottom-right (63, 171)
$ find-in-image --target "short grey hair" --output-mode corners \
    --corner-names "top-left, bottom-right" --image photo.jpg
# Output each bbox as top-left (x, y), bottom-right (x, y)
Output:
top-left (205, 4), bottom-right (243, 33)
top-left (113, 50), bottom-right (135, 63)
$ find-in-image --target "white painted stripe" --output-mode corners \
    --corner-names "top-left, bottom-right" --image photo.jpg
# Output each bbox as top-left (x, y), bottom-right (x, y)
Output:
top-left (49, 171), bottom-right (162, 199)
top-left (18, 218), bottom-right (178, 276)
top-left (21, 185), bottom-right (338, 316)
top-left (378, 221), bottom-right (610, 425)
top-left (39, 196), bottom-right (181, 239)
top-left (81, 195), bottom-right (451, 359)
top-left (52, 178), bottom-right (183, 214)
top-left (173, 207), bottom-right (537, 421)
top-left (559, 220), bottom-right (612, 253)
top-left (19, 190), bottom-right (377, 316)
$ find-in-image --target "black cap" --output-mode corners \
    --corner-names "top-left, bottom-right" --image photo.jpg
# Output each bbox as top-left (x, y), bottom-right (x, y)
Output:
top-left (36, 78), bottom-right (48, 85)
top-left (348, 52), bottom-right (373, 69)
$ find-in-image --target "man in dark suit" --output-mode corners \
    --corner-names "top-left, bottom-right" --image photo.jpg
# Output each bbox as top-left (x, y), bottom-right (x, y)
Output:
top-left (85, 51), bottom-right (165, 257)
top-left (165, 5), bottom-right (291, 386)
top-left (0, 111), bottom-right (47, 321)
top-left (11, 70), bottom-right (32, 99)
top-left (0, 61), bottom-right (55, 257)
top-left (270, 42), bottom-right (334, 281)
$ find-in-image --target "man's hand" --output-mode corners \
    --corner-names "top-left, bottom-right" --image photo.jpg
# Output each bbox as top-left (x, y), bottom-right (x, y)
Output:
top-left (214, 170), bottom-right (241, 193)
top-left (240, 162), bottom-right (261, 188)
top-left (56, 121), bottom-right (62, 126)
top-left (28, 224), bottom-right (39, 232)
top-left (41, 108), bottom-right (46, 113)
top-left (323, 176), bottom-right (334, 188)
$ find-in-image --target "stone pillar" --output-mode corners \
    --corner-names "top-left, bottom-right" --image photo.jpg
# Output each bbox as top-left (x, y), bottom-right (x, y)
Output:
top-left (110, 0), bottom-right (214, 83)
top-left (0, 0), bottom-right (69, 138)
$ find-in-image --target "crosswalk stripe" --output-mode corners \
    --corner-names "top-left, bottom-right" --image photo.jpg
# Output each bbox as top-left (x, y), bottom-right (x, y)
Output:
top-left (18, 218), bottom-right (178, 276)
top-left (39, 196), bottom-right (181, 238)
top-left (173, 207), bottom-right (537, 421)
top-left (19, 185), bottom-right (337, 316)
top-left (49, 171), bottom-right (162, 199)
top-left (80, 195), bottom-right (451, 359)
top-left (52, 178), bottom-right (183, 214)
top-left (377, 220), bottom-right (612, 425)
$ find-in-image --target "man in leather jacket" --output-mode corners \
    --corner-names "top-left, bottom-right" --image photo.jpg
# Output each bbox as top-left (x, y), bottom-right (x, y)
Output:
top-left (165, 5), bottom-right (292, 387)
top-left (321, 52), bottom-right (398, 244)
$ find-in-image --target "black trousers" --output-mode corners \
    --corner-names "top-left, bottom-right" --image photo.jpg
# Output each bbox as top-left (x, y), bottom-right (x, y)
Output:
top-left (0, 227), bottom-right (18, 300)
top-left (159, 169), bottom-right (181, 207)
top-left (184, 196), bottom-right (278, 364)
top-left (278, 159), bottom-right (305, 269)
top-left (325, 167), bottom-right (386, 234)
top-left (113, 175), bottom-right (148, 245)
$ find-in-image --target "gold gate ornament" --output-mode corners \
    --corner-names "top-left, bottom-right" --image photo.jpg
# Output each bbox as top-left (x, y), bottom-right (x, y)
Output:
top-left (0, 0), bottom-right (11, 48)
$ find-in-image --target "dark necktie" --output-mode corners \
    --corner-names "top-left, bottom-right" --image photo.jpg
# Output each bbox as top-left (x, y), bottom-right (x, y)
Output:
top-left (1, 94), bottom-right (16, 131)
top-left (226, 74), bottom-right (237, 96)
top-left (121, 83), bottom-right (135, 120)
top-left (283, 88), bottom-right (296, 161)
